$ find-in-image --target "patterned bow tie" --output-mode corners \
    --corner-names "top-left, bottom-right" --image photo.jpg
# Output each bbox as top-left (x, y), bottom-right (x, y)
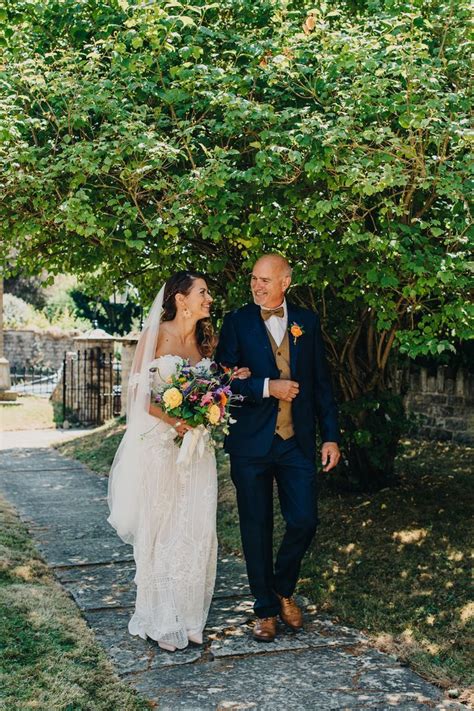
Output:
top-left (261, 306), bottom-right (284, 321)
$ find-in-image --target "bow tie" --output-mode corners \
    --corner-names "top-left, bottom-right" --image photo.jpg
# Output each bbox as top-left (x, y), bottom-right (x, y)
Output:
top-left (261, 306), bottom-right (284, 321)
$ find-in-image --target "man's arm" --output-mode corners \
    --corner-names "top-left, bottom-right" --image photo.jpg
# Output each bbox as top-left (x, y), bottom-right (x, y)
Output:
top-left (216, 313), bottom-right (265, 403)
top-left (313, 314), bottom-right (340, 444)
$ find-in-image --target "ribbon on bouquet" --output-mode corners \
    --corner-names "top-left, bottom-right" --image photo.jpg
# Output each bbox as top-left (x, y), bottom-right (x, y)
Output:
top-left (176, 424), bottom-right (209, 468)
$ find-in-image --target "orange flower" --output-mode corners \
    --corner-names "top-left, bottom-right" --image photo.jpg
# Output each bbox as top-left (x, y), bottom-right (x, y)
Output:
top-left (289, 322), bottom-right (305, 344)
top-left (220, 392), bottom-right (228, 406)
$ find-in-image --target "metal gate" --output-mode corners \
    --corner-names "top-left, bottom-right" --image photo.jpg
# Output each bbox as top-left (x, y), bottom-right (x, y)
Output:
top-left (62, 348), bottom-right (121, 425)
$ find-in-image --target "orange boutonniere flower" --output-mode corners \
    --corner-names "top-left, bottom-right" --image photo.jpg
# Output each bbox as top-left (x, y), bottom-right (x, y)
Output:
top-left (289, 321), bottom-right (304, 345)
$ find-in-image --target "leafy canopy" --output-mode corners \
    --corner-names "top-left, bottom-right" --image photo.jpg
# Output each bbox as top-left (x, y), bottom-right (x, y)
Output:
top-left (1, 0), bottom-right (472, 364)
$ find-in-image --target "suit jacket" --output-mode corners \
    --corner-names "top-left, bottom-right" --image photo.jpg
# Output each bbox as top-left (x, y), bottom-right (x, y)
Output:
top-left (215, 301), bottom-right (340, 460)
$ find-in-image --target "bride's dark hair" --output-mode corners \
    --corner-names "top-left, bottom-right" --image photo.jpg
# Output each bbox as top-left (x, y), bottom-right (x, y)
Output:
top-left (161, 271), bottom-right (215, 358)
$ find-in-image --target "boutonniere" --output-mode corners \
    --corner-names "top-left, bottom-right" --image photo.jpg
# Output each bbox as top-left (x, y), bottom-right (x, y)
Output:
top-left (289, 321), bottom-right (304, 345)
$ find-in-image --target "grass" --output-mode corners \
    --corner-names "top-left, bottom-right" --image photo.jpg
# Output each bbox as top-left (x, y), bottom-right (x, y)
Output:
top-left (0, 395), bottom-right (55, 431)
top-left (0, 496), bottom-right (151, 711)
top-left (56, 424), bottom-right (474, 700)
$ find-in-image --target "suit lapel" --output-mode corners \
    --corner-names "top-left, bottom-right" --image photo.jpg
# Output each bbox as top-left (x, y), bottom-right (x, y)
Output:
top-left (287, 301), bottom-right (300, 374)
top-left (249, 304), bottom-right (277, 368)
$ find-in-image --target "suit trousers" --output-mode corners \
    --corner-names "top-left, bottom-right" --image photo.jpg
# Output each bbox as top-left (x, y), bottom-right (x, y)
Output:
top-left (230, 435), bottom-right (318, 618)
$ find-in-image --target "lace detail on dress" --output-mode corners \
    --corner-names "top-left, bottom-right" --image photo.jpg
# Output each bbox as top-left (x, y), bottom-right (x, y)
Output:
top-left (127, 354), bottom-right (218, 649)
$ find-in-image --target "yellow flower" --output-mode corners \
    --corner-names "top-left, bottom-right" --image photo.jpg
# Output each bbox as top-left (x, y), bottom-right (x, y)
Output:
top-left (162, 387), bottom-right (183, 409)
top-left (206, 404), bottom-right (221, 425)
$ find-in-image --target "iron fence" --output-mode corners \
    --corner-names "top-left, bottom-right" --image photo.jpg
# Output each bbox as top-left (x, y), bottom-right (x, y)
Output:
top-left (10, 365), bottom-right (59, 397)
top-left (62, 349), bottom-right (121, 425)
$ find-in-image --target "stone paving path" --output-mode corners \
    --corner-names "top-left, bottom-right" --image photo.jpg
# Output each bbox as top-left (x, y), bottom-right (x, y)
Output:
top-left (0, 445), bottom-right (467, 710)
top-left (0, 427), bottom-right (91, 450)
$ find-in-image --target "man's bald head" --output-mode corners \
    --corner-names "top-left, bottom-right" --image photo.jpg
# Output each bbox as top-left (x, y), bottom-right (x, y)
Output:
top-left (251, 254), bottom-right (292, 308)
top-left (253, 254), bottom-right (292, 278)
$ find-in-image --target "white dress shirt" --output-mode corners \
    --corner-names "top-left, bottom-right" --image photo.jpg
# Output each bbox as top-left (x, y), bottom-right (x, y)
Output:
top-left (261, 300), bottom-right (288, 397)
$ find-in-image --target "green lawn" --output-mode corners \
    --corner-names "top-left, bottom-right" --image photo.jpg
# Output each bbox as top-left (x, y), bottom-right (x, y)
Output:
top-left (56, 426), bottom-right (474, 700)
top-left (0, 496), bottom-right (151, 711)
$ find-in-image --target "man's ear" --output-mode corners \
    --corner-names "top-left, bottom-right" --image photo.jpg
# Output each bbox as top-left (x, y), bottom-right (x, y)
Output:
top-left (283, 275), bottom-right (292, 292)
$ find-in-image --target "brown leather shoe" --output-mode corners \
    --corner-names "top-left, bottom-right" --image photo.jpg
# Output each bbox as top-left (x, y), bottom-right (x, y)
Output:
top-left (253, 616), bottom-right (277, 642)
top-left (277, 594), bottom-right (303, 630)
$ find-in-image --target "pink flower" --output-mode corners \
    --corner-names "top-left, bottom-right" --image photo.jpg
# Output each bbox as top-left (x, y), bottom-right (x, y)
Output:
top-left (200, 392), bottom-right (214, 406)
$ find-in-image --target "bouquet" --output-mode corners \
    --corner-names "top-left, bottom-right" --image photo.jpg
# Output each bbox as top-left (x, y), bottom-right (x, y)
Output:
top-left (150, 358), bottom-right (242, 464)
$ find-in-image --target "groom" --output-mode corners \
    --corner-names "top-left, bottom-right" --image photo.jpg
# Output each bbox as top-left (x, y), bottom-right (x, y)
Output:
top-left (216, 254), bottom-right (341, 642)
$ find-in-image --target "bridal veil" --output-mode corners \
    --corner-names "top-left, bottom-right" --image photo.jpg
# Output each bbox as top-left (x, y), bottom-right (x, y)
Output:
top-left (107, 285), bottom-right (165, 544)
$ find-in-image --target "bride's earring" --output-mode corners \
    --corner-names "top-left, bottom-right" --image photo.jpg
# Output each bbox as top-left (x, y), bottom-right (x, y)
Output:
top-left (184, 307), bottom-right (192, 318)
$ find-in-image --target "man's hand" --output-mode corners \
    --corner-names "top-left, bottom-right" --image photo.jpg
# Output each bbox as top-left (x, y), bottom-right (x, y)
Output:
top-left (269, 379), bottom-right (299, 402)
top-left (321, 442), bottom-right (341, 472)
top-left (234, 367), bottom-right (251, 380)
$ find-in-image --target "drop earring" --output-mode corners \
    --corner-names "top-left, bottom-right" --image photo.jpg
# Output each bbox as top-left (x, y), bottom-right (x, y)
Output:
top-left (184, 307), bottom-right (192, 318)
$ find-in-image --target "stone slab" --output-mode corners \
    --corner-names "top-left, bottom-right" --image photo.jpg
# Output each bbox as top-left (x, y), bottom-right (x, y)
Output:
top-left (85, 607), bottom-right (203, 674)
top-left (209, 626), bottom-right (364, 659)
top-left (0, 447), bottom-right (86, 469)
top-left (55, 557), bottom-right (247, 612)
top-left (214, 556), bottom-right (250, 599)
top-left (57, 562), bottom-right (136, 610)
top-left (29, 521), bottom-right (115, 541)
top-left (0, 429), bottom-right (92, 450)
top-left (206, 597), bottom-right (254, 632)
top-left (129, 647), bottom-right (445, 710)
top-left (15, 508), bottom-right (110, 529)
top-left (36, 538), bottom-right (134, 568)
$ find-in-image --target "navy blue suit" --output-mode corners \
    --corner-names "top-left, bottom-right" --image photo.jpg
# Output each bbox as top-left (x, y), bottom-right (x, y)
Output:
top-left (215, 301), bottom-right (340, 618)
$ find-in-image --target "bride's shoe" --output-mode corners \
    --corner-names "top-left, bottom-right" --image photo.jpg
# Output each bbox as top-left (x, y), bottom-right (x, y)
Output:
top-left (158, 641), bottom-right (177, 652)
top-left (188, 631), bottom-right (203, 645)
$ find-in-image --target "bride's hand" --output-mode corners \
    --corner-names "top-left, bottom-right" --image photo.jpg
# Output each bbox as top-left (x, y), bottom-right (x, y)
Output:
top-left (234, 366), bottom-right (251, 380)
top-left (173, 419), bottom-right (194, 437)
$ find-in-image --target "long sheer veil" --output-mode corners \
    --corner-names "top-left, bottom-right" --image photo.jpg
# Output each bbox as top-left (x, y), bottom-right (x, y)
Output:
top-left (107, 285), bottom-right (165, 544)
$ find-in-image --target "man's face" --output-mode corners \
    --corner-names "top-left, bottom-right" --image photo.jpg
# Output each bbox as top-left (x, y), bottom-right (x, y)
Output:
top-left (250, 259), bottom-right (290, 309)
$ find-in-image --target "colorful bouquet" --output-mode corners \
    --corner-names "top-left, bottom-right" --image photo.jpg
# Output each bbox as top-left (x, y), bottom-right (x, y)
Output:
top-left (150, 358), bottom-right (242, 463)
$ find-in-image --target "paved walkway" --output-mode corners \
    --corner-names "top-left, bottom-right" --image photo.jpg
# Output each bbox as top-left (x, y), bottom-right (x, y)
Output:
top-left (0, 427), bottom-right (91, 450)
top-left (0, 445), bottom-right (466, 710)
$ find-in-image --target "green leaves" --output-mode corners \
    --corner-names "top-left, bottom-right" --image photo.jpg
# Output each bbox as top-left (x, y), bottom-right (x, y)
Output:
top-left (0, 0), bottom-right (471, 375)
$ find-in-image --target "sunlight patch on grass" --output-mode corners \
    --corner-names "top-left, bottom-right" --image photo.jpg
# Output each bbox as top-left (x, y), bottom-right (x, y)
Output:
top-left (459, 602), bottom-right (474, 624)
top-left (392, 528), bottom-right (428, 544)
top-left (11, 564), bottom-right (35, 581)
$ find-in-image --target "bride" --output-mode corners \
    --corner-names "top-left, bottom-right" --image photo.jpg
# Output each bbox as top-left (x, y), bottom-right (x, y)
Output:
top-left (107, 271), bottom-right (248, 652)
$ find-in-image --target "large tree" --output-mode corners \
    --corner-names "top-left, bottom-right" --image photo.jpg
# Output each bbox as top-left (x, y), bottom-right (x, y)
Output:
top-left (1, 0), bottom-right (472, 488)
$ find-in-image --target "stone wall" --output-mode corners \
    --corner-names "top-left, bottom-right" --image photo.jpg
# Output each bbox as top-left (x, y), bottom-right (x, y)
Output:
top-left (403, 366), bottom-right (473, 444)
top-left (4, 329), bottom-right (79, 369)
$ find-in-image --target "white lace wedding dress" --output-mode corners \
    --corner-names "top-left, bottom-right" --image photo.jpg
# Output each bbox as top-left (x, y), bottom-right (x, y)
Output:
top-left (128, 355), bottom-right (218, 649)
